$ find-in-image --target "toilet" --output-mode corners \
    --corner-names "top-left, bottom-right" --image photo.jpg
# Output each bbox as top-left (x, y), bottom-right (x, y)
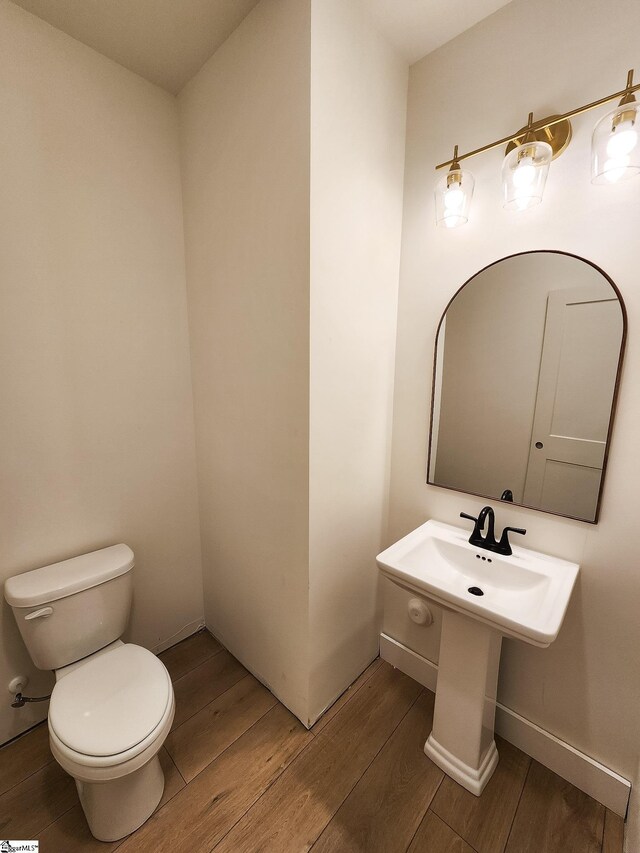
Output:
top-left (4, 544), bottom-right (175, 842)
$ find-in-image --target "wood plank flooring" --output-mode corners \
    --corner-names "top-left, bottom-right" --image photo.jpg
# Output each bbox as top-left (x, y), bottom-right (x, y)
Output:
top-left (0, 629), bottom-right (624, 852)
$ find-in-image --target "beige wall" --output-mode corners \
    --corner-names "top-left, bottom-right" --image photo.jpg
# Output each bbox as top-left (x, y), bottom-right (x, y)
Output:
top-left (0, 1), bottom-right (204, 742)
top-left (387, 0), bottom-right (640, 795)
top-left (178, 0), bottom-right (312, 721)
top-left (0, 0), bottom-right (406, 736)
top-left (308, 0), bottom-right (408, 721)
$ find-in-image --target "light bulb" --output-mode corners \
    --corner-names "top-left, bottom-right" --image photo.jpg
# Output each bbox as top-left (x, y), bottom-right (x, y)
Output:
top-left (606, 120), bottom-right (638, 158)
top-left (444, 184), bottom-right (464, 211)
top-left (502, 140), bottom-right (551, 211)
top-left (513, 157), bottom-right (537, 189)
top-left (514, 195), bottom-right (535, 211)
top-left (435, 166), bottom-right (474, 228)
top-left (602, 156), bottom-right (630, 183)
top-left (592, 101), bottom-right (640, 184)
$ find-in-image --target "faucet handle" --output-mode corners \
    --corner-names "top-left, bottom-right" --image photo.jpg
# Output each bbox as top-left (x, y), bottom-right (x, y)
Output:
top-left (460, 511), bottom-right (483, 533)
top-left (498, 525), bottom-right (526, 556)
top-left (460, 511), bottom-right (488, 548)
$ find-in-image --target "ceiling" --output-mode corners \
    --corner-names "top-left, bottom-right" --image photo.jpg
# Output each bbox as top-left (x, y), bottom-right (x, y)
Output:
top-left (10, 0), bottom-right (513, 94)
top-left (364, 0), bottom-right (513, 65)
top-left (9, 0), bottom-right (262, 94)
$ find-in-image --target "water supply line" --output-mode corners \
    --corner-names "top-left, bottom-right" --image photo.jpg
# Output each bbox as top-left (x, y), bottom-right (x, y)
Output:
top-left (11, 692), bottom-right (51, 709)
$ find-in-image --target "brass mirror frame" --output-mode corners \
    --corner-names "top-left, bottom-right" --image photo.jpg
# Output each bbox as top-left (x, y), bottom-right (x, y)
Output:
top-left (426, 250), bottom-right (627, 524)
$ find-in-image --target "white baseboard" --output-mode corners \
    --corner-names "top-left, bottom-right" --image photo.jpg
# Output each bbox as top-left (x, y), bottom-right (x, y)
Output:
top-left (380, 632), bottom-right (630, 817)
top-left (153, 618), bottom-right (205, 655)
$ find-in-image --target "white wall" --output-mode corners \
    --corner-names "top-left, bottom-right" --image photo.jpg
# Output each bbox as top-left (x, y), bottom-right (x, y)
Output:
top-left (178, 0), bottom-right (312, 722)
top-left (180, 0), bottom-right (407, 725)
top-left (387, 0), bottom-right (640, 798)
top-left (0, 1), bottom-right (204, 742)
top-left (308, 0), bottom-right (408, 721)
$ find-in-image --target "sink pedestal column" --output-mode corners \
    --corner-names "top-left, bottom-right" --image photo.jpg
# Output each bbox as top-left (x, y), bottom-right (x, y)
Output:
top-left (424, 609), bottom-right (502, 795)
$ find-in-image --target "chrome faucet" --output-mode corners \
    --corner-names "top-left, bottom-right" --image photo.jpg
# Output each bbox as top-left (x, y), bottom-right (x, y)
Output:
top-left (460, 506), bottom-right (526, 556)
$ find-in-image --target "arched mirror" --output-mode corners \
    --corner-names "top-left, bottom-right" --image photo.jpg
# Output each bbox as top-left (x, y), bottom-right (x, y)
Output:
top-left (427, 251), bottom-right (626, 523)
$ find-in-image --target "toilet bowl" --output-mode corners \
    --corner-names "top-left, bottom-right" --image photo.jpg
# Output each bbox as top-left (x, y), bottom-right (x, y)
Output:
top-left (4, 544), bottom-right (176, 841)
top-left (49, 641), bottom-right (175, 840)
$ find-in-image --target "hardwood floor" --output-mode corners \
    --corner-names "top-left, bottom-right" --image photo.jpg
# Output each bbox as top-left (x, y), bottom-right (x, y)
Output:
top-left (0, 629), bottom-right (624, 852)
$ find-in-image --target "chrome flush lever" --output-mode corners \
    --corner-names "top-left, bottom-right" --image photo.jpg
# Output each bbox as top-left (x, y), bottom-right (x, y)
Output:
top-left (24, 607), bottom-right (53, 620)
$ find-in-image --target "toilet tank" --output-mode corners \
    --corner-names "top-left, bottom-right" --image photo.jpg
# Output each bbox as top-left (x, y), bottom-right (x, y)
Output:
top-left (4, 544), bottom-right (134, 670)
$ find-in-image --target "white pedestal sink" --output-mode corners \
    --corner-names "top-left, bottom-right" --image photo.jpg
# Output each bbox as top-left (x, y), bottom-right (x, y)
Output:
top-left (377, 519), bottom-right (579, 795)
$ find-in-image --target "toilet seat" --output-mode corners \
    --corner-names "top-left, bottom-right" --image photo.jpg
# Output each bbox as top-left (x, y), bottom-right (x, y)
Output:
top-left (48, 643), bottom-right (175, 782)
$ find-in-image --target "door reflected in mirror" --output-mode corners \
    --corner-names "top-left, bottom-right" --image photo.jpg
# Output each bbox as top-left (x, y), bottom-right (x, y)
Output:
top-left (428, 251), bottom-right (625, 523)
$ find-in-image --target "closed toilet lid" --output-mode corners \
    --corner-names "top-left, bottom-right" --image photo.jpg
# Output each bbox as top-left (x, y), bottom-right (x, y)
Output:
top-left (49, 644), bottom-right (172, 757)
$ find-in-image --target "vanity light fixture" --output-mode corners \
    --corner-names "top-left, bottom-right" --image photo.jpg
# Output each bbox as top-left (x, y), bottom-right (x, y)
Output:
top-left (435, 145), bottom-right (475, 228)
top-left (435, 69), bottom-right (640, 225)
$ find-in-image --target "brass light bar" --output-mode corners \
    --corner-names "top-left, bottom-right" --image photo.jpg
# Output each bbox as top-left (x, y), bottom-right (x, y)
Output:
top-left (436, 69), bottom-right (639, 170)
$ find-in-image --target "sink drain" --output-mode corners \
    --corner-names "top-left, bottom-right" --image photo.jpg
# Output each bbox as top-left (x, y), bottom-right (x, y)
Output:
top-left (468, 586), bottom-right (484, 596)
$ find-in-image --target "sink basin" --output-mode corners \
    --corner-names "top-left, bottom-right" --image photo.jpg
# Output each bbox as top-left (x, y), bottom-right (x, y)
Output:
top-left (377, 519), bottom-right (579, 647)
top-left (377, 518), bottom-right (579, 796)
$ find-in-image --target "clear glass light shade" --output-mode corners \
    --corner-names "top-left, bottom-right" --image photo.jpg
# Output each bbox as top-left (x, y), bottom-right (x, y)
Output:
top-left (435, 168), bottom-right (474, 228)
top-left (591, 102), bottom-right (640, 184)
top-left (502, 140), bottom-right (552, 211)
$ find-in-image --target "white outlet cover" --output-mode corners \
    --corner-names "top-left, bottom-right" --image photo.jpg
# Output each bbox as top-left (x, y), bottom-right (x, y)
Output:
top-left (8, 675), bottom-right (28, 695)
